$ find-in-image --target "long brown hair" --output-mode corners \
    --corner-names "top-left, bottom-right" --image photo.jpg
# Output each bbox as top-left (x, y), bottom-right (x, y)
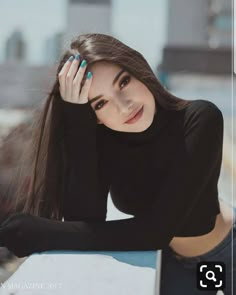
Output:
top-left (3, 33), bottom-right (192, 220)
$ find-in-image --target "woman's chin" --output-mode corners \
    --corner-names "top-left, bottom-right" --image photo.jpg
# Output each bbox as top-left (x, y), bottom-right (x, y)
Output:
top-left (110, 120), bottom-right (153, 133)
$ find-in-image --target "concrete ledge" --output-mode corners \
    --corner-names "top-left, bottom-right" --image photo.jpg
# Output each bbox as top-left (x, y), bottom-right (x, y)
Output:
top-left (0, 251), bottom-right (161, 295)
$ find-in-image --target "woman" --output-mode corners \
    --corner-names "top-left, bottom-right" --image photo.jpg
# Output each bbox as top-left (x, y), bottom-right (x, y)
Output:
top-left (0, 33), bottom-right (234, 294)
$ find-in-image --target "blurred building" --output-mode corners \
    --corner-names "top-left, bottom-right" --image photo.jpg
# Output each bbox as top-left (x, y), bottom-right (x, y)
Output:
top-left (161, 0), bottom-right (231, 75)
top-left (5, 31), bottom-right (26, 63)
top-left (156, 0), bottom-right (232, 117)
top-left (45, 32), bottom-right (64, 64)
top-left (0, 64), bottom-right (54, 109)
top-left (64, 0), bottom-right (111, 47)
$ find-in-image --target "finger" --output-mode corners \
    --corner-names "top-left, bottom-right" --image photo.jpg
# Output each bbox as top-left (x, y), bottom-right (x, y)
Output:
top-left (65, 55), bottom-right (81, 100)
top-left (71, 59), bottom-right (88, 102)
top-left (79, 71), bottom-right (93, 104)
top-left (58, 55), bottom-right (74, 99)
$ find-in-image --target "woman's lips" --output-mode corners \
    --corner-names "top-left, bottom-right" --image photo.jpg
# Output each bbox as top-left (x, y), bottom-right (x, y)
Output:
top-left (125, 106), bottom-right (144, 124)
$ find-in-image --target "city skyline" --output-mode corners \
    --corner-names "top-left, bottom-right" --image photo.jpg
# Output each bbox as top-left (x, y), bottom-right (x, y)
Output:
top-left (0, 0), bottom-right (167, 70)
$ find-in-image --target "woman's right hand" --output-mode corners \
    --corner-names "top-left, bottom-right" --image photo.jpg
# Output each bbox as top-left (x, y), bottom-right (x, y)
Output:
top-left (58, 54), bottom-right (93, 104)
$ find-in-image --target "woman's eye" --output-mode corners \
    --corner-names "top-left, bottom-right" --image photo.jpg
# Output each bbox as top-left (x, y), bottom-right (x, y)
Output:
top-left (119, 75), bottom-right (130, 89)
top-left (95, 100), bottom-right (106, 110)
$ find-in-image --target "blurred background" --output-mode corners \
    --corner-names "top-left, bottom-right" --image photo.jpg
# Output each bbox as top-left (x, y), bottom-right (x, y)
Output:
top-left (0, 0), bottom-right (234, 282)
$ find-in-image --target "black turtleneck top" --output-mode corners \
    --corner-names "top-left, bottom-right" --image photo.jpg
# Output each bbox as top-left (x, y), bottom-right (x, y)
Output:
top-left (60, 98), bottom-right (223, 251)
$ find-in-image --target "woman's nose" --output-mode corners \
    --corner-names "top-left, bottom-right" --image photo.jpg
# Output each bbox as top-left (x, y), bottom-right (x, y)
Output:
top-left (115, 97), bottom-right (134, 115)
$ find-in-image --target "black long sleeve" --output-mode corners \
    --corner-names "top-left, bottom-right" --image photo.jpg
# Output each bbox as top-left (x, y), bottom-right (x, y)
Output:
top-left (42, 99), bottom-right (223, 252)
top-left (61, 99), bottom-right (110, 222)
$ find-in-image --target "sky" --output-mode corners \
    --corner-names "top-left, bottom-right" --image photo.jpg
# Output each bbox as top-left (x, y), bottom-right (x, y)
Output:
top-left (0, 0), bottom-right (167, 70)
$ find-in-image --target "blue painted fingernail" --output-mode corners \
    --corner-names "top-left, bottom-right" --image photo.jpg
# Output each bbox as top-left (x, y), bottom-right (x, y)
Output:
top-left (68, 56), bottom-right (74, 62)
top-left (81, 60), bottom-right (87, 68)
top-left (75, 54), bottom-right (80, 60)
top-left (87, 72), bottom-right (92, 79)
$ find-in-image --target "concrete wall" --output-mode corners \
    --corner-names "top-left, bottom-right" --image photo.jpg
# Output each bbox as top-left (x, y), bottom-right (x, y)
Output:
top-left (167, 0), bottom-right (208, 47)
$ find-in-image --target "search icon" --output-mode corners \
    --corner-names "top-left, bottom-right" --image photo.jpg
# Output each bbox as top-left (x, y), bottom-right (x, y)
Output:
top-left (206, 270), bottom-right (217, 282)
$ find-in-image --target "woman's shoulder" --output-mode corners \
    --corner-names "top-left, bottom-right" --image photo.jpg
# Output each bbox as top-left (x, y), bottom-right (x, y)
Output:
top-left (183, 99), bottom-right (223, 128)
top-left (184, 99), bottom-right (222, 116)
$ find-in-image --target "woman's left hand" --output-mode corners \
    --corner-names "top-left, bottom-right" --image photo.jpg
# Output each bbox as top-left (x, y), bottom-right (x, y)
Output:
top-left (0, 213), bottom-right (59, 258)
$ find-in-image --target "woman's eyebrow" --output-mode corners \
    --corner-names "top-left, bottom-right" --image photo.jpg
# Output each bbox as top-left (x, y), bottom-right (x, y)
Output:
top-left (89, 69), bottom-right (125, 104)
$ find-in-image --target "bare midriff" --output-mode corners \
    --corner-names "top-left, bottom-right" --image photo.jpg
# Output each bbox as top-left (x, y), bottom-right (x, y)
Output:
top-left (169, 200), bottom-right (234, 258)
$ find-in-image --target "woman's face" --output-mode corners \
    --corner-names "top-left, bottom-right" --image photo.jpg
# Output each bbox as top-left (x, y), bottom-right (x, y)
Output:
top-left (88, 61), bottom-right (156, 132)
